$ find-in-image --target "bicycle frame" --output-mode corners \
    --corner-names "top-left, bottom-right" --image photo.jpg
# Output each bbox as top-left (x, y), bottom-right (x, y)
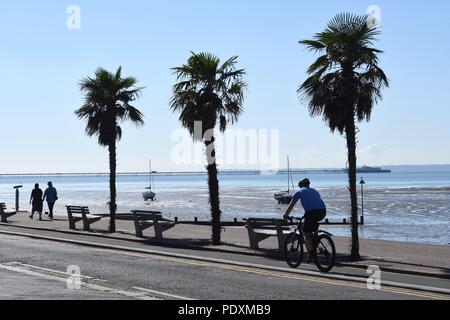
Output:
top-left (290, 217), bottom-right (334, 238)
top-left (291, 220), bottom-right (305, 238)
top-left (318, 230), bottom-right (334, 237)
top-left (286, 217), bottom-right (336, 272)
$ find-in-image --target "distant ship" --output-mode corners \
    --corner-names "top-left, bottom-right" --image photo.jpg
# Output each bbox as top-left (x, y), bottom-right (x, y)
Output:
top-left (343, 166), bottom-right (391, 174)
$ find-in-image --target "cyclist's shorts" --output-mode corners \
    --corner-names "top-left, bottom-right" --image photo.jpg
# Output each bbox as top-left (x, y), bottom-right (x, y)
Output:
top-left (304, 209), bottom-right (327, 232)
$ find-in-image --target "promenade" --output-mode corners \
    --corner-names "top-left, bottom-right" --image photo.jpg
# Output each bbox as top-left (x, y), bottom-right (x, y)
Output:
top-left (1, 211), bottom-right (449, 280)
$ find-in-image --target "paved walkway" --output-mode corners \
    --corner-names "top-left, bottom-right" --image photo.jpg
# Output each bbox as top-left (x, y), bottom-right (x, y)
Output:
top-left (1, 211), bottom-right (449, 279)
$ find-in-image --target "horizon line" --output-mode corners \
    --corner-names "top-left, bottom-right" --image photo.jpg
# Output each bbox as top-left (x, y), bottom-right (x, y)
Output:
top-left (0, 164), bottom-right (449, 177)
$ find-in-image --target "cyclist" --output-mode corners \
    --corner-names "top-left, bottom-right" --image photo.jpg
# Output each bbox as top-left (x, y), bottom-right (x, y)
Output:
top-left (283, 178), bottom-right (327, 258)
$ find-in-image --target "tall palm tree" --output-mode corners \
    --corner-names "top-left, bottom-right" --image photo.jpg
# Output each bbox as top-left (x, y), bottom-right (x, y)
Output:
top-left (298, 13), bottom-right (389, 260)
top-left (170, 52), bottom-right (246, 245)
top-left (75, 67), bottom-right (145, 233)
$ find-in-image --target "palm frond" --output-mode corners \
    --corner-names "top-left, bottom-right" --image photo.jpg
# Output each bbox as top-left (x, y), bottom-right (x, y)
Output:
top-left (75, 67), bottom-right (145, 146)
top-left (299, 40), bottom-right (326, 52)
top-left (124, 105), bottom-right (145, 126)
top-left (299, 13), bottom-right (389, 132)
top-left (170, 52), bottom-right (247, 138)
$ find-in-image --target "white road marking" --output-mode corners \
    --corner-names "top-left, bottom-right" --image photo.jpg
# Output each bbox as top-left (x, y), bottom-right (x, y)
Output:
top-left (6, 262), bottom-right (94, 280)
top-left (1, 229), bottom-right (449, 298)
top-left (0, 262), bottom-right (158, 300)
top-left (1, 261), bottom-right (194, 300)
top-left (133, 287), bottom-right (195, 300)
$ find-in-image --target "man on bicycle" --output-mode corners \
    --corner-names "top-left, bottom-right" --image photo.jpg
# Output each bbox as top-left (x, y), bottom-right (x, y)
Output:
top-left (283, 178), bottom-right (327, 257)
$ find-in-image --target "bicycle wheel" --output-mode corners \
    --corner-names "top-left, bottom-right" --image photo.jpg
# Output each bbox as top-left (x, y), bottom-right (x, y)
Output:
top-left (314, 234), bottom-right (336, 273)
top-left (284, 232), bottom-right (304, 268)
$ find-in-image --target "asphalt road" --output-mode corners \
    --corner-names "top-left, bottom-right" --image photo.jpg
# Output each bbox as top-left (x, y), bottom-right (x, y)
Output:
top-left (0, 227), bottom-right (449, 300)
top-left (0, 268), bottom-right (135, 300)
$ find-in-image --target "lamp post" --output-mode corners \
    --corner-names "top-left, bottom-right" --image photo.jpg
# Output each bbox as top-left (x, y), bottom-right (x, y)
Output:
top-left (360, 178), bottom-right (366, 225)
top-left (13, 185), bottom-right (23, 212)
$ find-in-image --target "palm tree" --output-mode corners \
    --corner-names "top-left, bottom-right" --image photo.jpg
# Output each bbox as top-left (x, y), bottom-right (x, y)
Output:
top-left (75, 67), bottom-right (145, 233)
top-left (298, 13), bottom-right (389, 260)
top-left (170, 52), bottom-right (246, 245)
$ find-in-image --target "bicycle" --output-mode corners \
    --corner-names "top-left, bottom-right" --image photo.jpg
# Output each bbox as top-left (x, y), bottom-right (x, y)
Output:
top-left (284, 217), bottom-right (336, 272)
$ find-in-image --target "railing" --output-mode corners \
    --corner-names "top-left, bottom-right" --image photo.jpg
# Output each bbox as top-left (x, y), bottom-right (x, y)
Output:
top-left (171, 216), bottom-right (365, 227)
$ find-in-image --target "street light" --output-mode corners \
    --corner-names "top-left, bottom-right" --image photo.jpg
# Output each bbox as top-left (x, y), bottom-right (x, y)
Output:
top-left (13, 185), bottom-right (23, 212)
top-left (360, 178), bottom-right (366, 225)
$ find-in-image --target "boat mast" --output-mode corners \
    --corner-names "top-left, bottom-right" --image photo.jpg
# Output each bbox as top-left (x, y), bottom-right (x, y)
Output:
top-left (151, 160), bottom-right (155, 190)
top-left (287, 156), bottom-right (290, 193)
top-left (287, 156), bottom-right (295, 193)
top-left (290, 162), bottom-right (295, 192)
top-left (148, 159), bottom-right (152, 190)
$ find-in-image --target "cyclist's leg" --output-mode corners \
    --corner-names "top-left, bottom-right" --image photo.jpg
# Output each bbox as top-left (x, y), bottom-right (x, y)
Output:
top-left (304, 232), bottom-right (314, 253)
top-left (303, 212), bottom-right (318, 254)
top-left (304, 209), bottom-right (327, 253)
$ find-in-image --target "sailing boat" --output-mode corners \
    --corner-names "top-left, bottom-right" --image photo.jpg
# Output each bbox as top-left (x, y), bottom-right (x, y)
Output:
top-left (142, 159), bottom-right (156, 201)
top-left (274, 156), bottom-right (296, 204)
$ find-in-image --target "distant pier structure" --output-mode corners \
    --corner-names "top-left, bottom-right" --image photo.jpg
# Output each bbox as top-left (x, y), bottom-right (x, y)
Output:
top-left (0, 166), bottom-right (391, 178)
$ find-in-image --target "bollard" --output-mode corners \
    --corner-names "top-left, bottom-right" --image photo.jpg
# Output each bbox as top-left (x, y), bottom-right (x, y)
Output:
top-left (13, 185), bottom-right (23, 212)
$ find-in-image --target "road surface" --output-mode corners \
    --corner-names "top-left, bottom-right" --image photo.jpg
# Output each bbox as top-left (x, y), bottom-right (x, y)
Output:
top-left (0, 227), bottom-right (449, 300)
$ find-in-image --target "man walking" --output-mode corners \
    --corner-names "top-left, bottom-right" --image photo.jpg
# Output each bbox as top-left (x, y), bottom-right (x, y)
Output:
top-left (29, 183), bottom-right (44, 220)
top-left (43, 181), bottom-right (58, 220)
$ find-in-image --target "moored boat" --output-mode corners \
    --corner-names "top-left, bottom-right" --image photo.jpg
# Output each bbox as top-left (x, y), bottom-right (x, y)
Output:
top-left (274, 156), bottom-right (296, 204)
top-left (143, 159), bottom-right (156, 201)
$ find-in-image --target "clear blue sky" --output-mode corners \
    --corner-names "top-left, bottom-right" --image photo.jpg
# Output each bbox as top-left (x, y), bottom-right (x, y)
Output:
top-left (1, 0), bottom-right (449, 173)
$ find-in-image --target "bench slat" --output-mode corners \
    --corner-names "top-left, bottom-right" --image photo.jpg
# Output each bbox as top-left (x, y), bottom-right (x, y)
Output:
top-left (131, 210), bottom-right (176, 239)
top-left (0, 203), bottom-right (16, 223)
top-left (245, 218), bottom-right (290, 251)
top-left (66, 206), bottom-right (101, 231)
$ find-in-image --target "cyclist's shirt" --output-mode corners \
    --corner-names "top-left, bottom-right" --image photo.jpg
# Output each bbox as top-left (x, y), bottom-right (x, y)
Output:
top-left (292, 187), bottom-right (326, 213)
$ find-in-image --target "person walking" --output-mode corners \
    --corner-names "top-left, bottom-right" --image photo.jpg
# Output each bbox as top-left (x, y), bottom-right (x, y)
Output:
top-left (29, 183), bottom-right (44, 220)
top-left (43, 181), bottom-right (58, 220)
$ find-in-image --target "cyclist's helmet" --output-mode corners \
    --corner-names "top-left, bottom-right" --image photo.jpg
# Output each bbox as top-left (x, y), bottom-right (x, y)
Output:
top-left (298, 178), bottom-right (311, 188)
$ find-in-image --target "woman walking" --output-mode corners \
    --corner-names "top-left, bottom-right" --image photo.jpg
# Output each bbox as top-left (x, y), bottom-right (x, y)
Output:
top-left (43, 181), bottom-right (58, 220)
top-left (29, 183), bottom-right (44, 220)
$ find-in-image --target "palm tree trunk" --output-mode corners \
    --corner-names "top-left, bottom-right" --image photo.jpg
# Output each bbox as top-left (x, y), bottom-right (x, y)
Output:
top-left (346, 114), bottom-right (361, 261)
top-left (108, 140), bottom-right (117, 233)
top-left (205, 136), bottom-right (221, 245)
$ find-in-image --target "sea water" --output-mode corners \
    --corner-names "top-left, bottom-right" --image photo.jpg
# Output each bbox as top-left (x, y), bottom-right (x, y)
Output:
top-left (0, 166), bottom-right (449, 246)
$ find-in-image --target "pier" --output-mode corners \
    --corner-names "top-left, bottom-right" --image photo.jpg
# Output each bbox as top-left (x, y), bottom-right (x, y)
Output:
top-left (0, 167), bottom-right (391, 178)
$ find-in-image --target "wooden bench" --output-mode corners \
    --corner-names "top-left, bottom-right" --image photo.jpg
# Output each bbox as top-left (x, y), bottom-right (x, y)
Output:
top-left (130, 210), bottom-right (177, 239)
top-left (0, 203), bottom-right (16, 223)
top-left (66, 206), bottom-right (102, 232)
top-left (245, 218), bottom-right (291, 251)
